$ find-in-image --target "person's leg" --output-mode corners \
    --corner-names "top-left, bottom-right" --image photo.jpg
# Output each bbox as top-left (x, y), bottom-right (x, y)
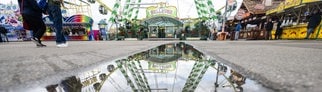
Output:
top-left (305, 28), bottom-right (314, 39)
top-left (32, 16), bottom-right (46, 43)
top-left (5, 33), bottom-right (8, 42)
top-left (266, 31), bottom-right (269, 40)
top-left (22, 15), bottom-right (38, 39)
top-left (278, 30), bottom-right (283, 40)
top-left (39, 22), bottom-right (46, 42)
top-left (275, 31), bottom-right (278, 40)
top-left (0, 33), bottom-right (2, 42)
top-left (32, 17), bottom-right (46, 46)
top-left (22, 14), bottom-right (46, 46)
top-left (235, 31), bottom-right (239, 40)
top-left (0, 28), bottom-right (5, 42)
top-left (268, 31), bottom-right (271, 40)
top-left (48, 5), bottom-right (66, 44)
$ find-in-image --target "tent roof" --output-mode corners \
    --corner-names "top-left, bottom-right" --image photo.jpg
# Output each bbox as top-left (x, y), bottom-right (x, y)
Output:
top-left (141, 16), bottom-right (183, 26)
top-left (99, 0), bottom-right (231, 19)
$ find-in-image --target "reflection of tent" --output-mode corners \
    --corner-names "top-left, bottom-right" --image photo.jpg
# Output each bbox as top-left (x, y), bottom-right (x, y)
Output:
top-left (146, 54), bottom-right (182, 63)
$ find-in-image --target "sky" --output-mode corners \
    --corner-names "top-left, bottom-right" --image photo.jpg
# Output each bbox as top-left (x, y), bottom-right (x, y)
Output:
top-left (1, 0), bottom-right (241, 30)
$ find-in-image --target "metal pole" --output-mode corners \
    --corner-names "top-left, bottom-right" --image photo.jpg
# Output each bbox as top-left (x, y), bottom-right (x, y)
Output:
top-left (222, 0), bottom-right (228, 33)
top-left (106, 25), bottom-right (109, 40)
top-left (115, 22), bottom-right (119, 40)
top-left (218, 0), bottom-right (228, 40)
top-left (214, 64), bottom-right (219, 92)
top-left (115, 17), bottom-right (118, 40)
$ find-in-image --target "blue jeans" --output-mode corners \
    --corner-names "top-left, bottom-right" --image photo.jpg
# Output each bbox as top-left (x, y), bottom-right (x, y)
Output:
top-left (305, 28), bottom-right (314, 39)
top-left (235, 31), bottom-right (240, 40)
top-left (47, 4), bottom-right (66, 44)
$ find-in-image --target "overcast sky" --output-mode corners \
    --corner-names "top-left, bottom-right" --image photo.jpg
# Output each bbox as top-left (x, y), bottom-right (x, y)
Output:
top-left (1, 0), bottom-right (241, 29)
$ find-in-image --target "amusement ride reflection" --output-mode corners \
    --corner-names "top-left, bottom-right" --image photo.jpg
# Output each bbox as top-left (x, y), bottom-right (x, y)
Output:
top-left (44, 42), bottom-right (271, 92)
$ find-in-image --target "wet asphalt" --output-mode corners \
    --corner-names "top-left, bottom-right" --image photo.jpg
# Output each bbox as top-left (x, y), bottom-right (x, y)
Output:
top-left (0, 40), bottom-right (321, 92)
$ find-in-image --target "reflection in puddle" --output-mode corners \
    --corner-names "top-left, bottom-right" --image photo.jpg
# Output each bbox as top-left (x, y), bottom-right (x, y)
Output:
top-left (44, 42), bottom-right (272, 92)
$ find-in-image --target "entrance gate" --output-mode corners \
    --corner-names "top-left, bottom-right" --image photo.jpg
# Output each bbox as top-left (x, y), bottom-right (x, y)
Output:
top-left (142, 16), bottom-right (183, 38)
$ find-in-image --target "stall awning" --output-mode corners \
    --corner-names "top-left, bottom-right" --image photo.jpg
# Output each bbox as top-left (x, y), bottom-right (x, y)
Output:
top-left (141, 16), bottom-right (183, 26)
top-left (266, 0), bottom-right (322, 15)
top-left (302, 0), bottom-right (322, 4)
top-left (45, 22), bottom-right (92, 26)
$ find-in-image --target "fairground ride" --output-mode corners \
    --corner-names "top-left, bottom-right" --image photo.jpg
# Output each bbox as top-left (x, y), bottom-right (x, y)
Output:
top-left (63, 0), bottom-right (92, 17)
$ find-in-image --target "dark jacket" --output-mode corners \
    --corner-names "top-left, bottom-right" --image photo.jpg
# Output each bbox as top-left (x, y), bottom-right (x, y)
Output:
top-left (276, 20), bottom-right (283, 33)
top-left (18, 0), bottom-right (43, 17)
top-left (265, 21), bottom-right (274, 31)
top-left (307, 13), bottom-right (322, 29)
top-left (48, 0), bottom-right (62, 6)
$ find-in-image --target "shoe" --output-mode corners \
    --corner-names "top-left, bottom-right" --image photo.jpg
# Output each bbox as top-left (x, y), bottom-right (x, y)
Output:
top-left (37, 43), bottom-right (47, 47)
top-left (31, 37), bottom-right (41, 45)
top-left (56, 43), bottom-right (68, 48)
top-left (64, 42), bottom-right (68, 47)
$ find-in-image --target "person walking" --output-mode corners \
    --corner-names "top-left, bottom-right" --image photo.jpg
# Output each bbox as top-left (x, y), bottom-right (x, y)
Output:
top-left (234, 22), bottom-right (242, 40)
top-left (18, 0), bottom-right (47, 47)
top-left (47, 0), bottom-right (68, 47)
top-left (305, 9), bottom-right (321, 39)
top-left (275, 18), bottom-right (283, 40)
top-left (265, 18), bottom-right (274, 40)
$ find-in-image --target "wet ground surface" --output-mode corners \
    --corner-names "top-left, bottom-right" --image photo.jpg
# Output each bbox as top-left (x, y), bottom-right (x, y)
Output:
top-left (3, 40), bottom-right (321, 92)
top-left (37, 42), bottom-right (272, 92)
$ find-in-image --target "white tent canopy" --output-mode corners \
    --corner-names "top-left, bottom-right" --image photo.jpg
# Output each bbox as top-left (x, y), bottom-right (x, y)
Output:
top-left (101, 0), bottom-right (243, 19)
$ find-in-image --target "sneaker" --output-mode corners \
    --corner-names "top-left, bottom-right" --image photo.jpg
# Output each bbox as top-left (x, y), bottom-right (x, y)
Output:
top-left (37, 43), bottom-right (47, 47)
top-left (31, 37), bottom-right (41, 45)
top-left (64, 42), bottom-right (68, 47)
top-left (56, 43), bottom-right (68, 48)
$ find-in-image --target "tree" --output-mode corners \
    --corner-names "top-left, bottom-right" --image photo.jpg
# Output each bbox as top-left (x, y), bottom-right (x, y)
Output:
top-left (193, 20), bottom-right (210, 40)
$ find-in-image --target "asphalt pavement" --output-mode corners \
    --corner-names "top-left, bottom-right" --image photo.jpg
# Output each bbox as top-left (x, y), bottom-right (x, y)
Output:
top-left (0, 40), bottom-right (322, 92)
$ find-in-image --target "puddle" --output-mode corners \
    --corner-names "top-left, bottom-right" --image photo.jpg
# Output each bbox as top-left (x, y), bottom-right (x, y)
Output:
top-left (42, 42), bottom-right (272, 92)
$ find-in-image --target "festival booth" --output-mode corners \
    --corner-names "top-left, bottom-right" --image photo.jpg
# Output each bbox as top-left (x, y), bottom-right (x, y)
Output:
top-left (236, 0), bottom-right (283, 40)
top-left (0, 24), bottom-right (26, 41)
top-left (239, 15), bottom-right (266, 40)
top-left (42, 15), bottom-right (94, 41)
top-left (266, 0), bottom-right (322, 39)
top-left (0, 3), bottom-right (29, 41)
top-left (141, 3), bottom-right (183, 39)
